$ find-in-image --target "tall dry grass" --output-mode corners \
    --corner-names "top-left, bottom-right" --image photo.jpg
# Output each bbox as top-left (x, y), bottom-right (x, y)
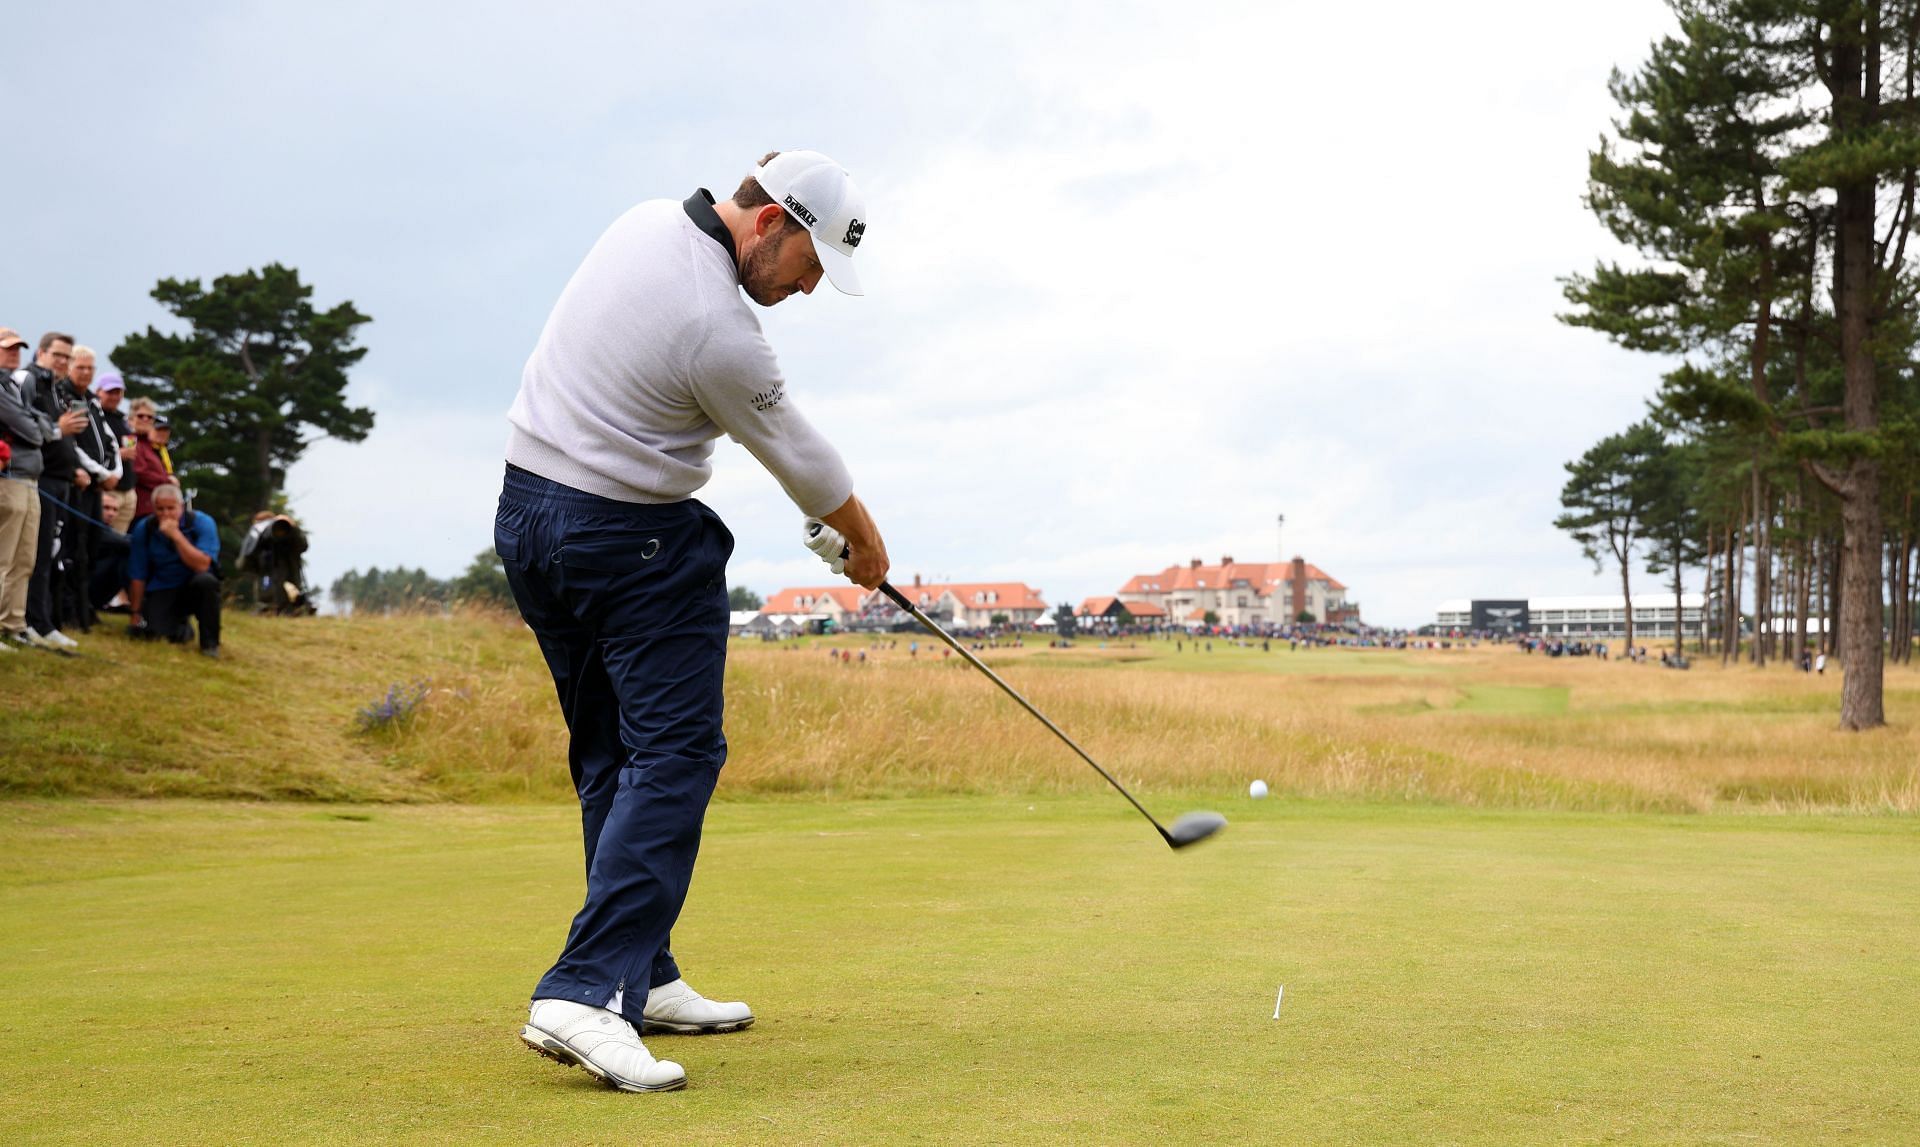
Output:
top-left (695, 640), bottom-right (1920, 812)
top-left (5, 611), bottom-right (1915, 812)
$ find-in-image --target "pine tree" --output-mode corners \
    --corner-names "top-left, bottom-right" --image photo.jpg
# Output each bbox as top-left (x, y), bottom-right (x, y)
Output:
top-left (1556, 423), bottom-right (1668, 652)
top-left (114, 264), bottom-right (374, 553)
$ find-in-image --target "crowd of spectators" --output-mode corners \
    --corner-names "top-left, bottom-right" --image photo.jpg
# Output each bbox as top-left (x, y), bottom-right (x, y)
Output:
top-left (0, 328), bottom-right (222, 658)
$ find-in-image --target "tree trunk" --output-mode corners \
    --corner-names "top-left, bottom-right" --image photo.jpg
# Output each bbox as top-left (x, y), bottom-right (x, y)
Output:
top-left (1898, 497), bottom-right (1916, 666)
top-left (1836, 466), bottom-right (1885, 727)
top-left (1766, 518), bottom-right (1781, 660)
top-left (254, 424), bottom-right (275, 515)
top-left (1811, 531), bottom-right (1824, 657)
top-left (1828, 16), bottom-right (1887, 729)
top-left (1893, 530), bottom-right (1910, 665)
top-left (1703, 527), bottom-right (1716, 656)
top-left (1749, 463), bottom-right (1764, 665)
top-left (1794, 493), bottom-right (1812, 668)
top-left (1730, 517), bottom-right (1744, 665)
top-left (1742, 524), bottom-right (1753, 661)
top-left (1829, 528), bottom-right (1843, 659)
top-left (1620, 556), bottom-right (1635, 654)
top-left (1672, 536), bottom-right (1686, 656)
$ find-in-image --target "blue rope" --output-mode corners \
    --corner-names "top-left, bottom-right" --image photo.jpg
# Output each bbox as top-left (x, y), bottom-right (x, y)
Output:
top-left (34, 483), bottom-right (127, 532)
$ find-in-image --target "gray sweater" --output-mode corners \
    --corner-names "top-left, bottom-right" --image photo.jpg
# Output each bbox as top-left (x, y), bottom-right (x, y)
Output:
top-left (506, 194), bottom-right (855, 517)
top-left (0, 368), bottom-right (54, 481)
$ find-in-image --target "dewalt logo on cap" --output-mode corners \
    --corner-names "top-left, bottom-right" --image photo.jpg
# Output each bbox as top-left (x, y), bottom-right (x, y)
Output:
top-left (782, 194), bottom-right (818, 227)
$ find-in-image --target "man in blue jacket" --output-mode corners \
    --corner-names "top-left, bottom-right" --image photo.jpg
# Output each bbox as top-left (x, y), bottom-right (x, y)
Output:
top-left (127, 483), bottom-right (221, 657)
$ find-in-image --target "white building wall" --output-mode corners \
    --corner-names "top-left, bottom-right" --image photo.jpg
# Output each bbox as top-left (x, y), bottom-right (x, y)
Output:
top-left (1433, 594), bottom-right (1708, 639)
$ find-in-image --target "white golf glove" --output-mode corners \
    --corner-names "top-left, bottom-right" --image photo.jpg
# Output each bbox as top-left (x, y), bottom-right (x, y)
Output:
top-left (803, 518), bottom-right (848, 576)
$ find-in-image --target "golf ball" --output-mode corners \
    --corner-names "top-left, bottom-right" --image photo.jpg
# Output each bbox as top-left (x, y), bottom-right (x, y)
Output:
top-left (1249, 779), bottom-right (1269, 799)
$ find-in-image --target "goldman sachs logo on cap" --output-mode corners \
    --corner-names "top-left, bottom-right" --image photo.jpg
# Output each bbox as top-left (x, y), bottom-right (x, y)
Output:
top-left (782, 194), bottom-right (818, 227)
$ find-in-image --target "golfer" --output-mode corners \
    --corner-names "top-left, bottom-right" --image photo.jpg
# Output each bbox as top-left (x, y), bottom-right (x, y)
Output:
top-left (497, 150), bottom-right (888, 1093)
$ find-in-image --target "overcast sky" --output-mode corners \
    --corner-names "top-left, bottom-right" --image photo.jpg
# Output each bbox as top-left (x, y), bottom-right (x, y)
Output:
top-left (4, 0), bottom-right (1682, 627)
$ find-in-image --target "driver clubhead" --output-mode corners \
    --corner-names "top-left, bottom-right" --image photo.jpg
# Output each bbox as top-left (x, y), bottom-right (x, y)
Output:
top-left (1165, 810), bottom-right (1228, 849)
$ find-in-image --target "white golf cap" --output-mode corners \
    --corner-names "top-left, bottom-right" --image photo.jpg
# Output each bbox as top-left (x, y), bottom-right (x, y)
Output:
top-left (753, 150), bottom-right (868, 296)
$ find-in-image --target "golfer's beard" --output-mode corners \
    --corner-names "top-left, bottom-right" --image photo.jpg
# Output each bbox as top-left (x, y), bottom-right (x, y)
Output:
top-left (740, 232), bottom-right (797, 307)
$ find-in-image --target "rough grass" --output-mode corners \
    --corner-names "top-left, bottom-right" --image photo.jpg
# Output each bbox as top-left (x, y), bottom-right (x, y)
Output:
top-left (0, 798), bottom-right (1914, 1145)
top-left (3, 612), bottom-right (1917, 812)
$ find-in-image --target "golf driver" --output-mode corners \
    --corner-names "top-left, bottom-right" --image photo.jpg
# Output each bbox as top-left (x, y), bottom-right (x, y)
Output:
top-left (876, 581), bottom-right (1226, 850)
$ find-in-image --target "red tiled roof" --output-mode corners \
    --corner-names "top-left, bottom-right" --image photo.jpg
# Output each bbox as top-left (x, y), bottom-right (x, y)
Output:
top-left (763, 585), bottom-right (868, 614)
top-left (906, 582), bottom-right (1048, 612)
top-left (1120, 559), bottom-right (1346, 594)
top-left (1110, 598), bottom-right (1166, 617)
top-left (1078, 596), bottom-right (1117, 616)
top-left (768, 581), bottom-right (1051, 616)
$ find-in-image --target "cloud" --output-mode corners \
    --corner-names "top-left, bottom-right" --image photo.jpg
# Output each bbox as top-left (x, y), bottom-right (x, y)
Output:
top-left (15, 0), bottom-right (1680, 628)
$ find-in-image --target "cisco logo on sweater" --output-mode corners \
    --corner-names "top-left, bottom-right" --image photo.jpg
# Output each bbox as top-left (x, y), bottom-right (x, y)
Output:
top-left (750, 383), bottom-right (785, 412)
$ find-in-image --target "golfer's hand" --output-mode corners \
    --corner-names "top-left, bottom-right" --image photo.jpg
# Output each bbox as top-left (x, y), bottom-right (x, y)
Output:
top-left (803, 518), bottom-right (847, 576)
top-left (816, 493), bottom-right (890, 590)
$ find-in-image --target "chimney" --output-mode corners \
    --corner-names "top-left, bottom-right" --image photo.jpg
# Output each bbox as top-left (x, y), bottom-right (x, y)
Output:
top-left (1291, 556), bottom-right (1307, 621)
top-left (1221, 555), bottom-right (1233, 567)
top-left (914, 573), bottom-right (922, 587)
top-left (1190, 558), bottom-right (1203, 569)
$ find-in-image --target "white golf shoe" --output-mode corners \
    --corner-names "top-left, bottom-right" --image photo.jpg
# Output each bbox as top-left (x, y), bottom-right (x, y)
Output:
top-left (521, 999), bottom-right (686, 1092)
top-left (641, 978), bottom-right (755, 1035)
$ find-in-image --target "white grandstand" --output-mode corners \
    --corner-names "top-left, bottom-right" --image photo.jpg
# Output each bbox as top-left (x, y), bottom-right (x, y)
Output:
top-left (1436, 594), bottom-right (1708, 640)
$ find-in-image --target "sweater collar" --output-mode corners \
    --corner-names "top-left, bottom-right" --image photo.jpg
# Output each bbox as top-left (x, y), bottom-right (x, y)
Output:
top-left (683, 188), bottom-right (740, 276)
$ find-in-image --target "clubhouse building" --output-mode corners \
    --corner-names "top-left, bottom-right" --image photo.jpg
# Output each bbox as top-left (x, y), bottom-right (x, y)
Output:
top-left (1113, 556), bottom-right (1359, 628)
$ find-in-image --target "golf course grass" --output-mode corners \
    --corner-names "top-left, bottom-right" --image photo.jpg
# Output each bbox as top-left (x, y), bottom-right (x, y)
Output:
top-left (3, 796), bottom-right (1914, 1144)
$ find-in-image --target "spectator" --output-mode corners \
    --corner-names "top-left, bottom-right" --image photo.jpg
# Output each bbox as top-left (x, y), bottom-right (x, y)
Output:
top-left (1, 326), bottom-right (66, 650)
top-left (238, 511), bottom-right (313, 613)
top-left (126, 398), bottom-right (170, 521)
top-left (152, 414), bottom-right (176, 476)
top-left (127, 483), bottom-right (221, 657)
top-left (16, 331), bottom-right (90, 651)
top-left (61, 346), bottom-right (120, 632)
top-left (93, 372), bottom-right (135, 533)
top-left (86, 372), bottom-right (137, 612)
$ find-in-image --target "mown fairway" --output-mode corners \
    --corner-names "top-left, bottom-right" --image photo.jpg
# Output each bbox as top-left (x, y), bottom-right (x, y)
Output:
top-left (1, 798), bottom-right (1915, 1145)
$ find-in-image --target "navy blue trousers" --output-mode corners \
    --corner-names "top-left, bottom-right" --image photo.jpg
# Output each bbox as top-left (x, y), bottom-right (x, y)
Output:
top-left (494, 465), bottom-right (733, 1024)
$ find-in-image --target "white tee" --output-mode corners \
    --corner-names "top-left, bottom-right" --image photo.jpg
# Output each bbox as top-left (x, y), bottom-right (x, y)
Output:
top-left (506, 196), bottom-right (854, 517)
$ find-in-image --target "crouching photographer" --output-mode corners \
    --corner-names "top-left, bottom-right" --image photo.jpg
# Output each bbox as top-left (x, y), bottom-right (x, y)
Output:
top-left (239, 510), bottom-right (315, 614)
top-left (127, 483), bottom-right (221, 658)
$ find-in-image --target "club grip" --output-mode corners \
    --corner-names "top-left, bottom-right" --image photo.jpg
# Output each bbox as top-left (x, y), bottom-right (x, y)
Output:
top-left (806, 520), bottom-right (852, 561)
